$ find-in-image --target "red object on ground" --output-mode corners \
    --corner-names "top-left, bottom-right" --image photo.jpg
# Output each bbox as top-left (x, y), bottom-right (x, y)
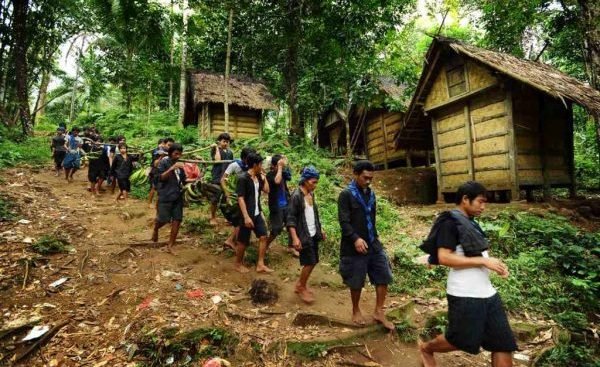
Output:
top-left (137, 296), bottom-right (153, 310)
top-left (186, 289), bottom-right (204, 299)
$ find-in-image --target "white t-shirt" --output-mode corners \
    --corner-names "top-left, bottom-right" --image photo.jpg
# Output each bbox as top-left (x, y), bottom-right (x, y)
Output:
top-left (253, 179), bottom-right (260, 216)
top-left (225, 161), bottom-right (242, 176)
top-left (304, 198), bottom-right (317, 237)
top-left (447, 246), bottom-right (496, 298)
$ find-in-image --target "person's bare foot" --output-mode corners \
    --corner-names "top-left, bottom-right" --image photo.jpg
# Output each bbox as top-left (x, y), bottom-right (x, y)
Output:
top-left (235, 264), bottom-right (250, 273)
top-left (164, 246), bottom-right (175, 255)
top-left (209, 218), bottom-right (218, 226)
top-left (151, 232), bottom-right (158, 242)
top-left (295, 284), bottom-right (315, 296)
top-left (373, 311), bottom-right (395, 331)
top-left (297, 288), bottom-right (315, 304)
top-left (418, 340), bottom-right (436, 367)
top-left (256, 265), bottom-right (274, 273)
top-left (223, 240), bottom-right (236, 250)
top-left (352, 310), bottom-right (367, 326)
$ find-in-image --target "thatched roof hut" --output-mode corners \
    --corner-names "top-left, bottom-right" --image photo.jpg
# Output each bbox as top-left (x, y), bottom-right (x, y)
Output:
top-left (318, 77), bottom-right (430, 168)
top-left (184, 71), bottom-right (278, 139)
top-left (395, 37), bottom-right (600, 202)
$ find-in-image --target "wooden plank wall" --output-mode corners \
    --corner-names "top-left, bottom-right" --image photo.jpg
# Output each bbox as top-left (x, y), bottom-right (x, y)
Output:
top-left (434, 87), bottom-right (512, 193)
top-left (512, 85), bottom-right (571, 186)
top-left (209, 105), bottom-right (261, 139)
top-left (365, 111), bottom-right (405, 165)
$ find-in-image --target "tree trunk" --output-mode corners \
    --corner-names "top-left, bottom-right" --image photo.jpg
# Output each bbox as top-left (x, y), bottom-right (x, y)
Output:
top-left (70, 38), bottom-right (85, 123)
top-left (34, 68), bottom-right (50, 123)
top-left (284, 0), bottom-right (302, 138)
top-left (125, 48), bottom-right (133, 113)
top-left (223, 7), bottom-right (233, 133)
top-left (177, 0), bottom-right (188, 128)
top-left (345, 91), bottom-right (353, 159)
top-left (12, 0), bottom-right (31, 136)
top-left (168, 0), bottom-right (174, 110)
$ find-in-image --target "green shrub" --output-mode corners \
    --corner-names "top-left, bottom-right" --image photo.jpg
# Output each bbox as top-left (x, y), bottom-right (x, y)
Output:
top-left (31, 235), bottom-right (70, 254)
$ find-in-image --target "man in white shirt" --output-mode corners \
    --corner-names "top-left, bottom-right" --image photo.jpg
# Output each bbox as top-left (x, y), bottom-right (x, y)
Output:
top-left (419, 181), bottom-right (517, 367)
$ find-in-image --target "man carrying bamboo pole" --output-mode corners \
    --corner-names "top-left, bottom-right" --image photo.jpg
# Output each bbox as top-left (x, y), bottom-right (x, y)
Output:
top-left (208, 133), bottom-right (233, 225)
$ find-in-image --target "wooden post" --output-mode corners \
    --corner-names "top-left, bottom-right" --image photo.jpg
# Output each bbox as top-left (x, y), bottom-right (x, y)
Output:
top-left (406, 149), bottom-right (412, 168)
top-left (538, 95), bottom-right (551, 200)
top-left (505, 88), bottom-right (520, 201)
top-left (431, 116), bottom-right (444, 203)
top-left (198, 104), bottom-right (204, 140)
top-left (463, 103), bottom-right (475, 180)
top-left (426, 150), bottom-right (431, 167)
top-left (380, 111), bottom-right (389, 169)
top-left (566, 102), bottom-right (576, 198)
top-left (259, 109), bottom-right (264, 137)
top-left (207, 104), bottom-right (212, 138)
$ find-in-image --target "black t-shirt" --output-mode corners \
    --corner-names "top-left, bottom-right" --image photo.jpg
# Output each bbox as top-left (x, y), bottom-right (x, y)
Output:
top-left (236, 172), bottom-right (264, 216)
top-left (435, 215), bottom-right (487, 252)
top-left (210, 148), bottom-right (234, 184)
top-left (52, 136), bottom-right (67, 152)
top-left (157, 157), bottom-right (186, 202)
top-left (435, 217), bottom-right (460, 251)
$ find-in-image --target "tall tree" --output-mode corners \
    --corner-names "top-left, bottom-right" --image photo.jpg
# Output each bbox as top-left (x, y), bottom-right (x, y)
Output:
top-left (223, 6), bottom-right (233, 132)
top-left (177, 0), bottom-right (188, 127)
top-left (12, 0), bottom-right (31, 135)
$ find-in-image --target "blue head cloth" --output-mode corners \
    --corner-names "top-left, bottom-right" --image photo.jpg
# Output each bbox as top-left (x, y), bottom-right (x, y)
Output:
top-left (299, 166), bottom-right (320, 185)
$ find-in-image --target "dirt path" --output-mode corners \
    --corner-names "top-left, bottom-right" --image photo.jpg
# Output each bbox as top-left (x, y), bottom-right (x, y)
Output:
top-left (0, 167), bottom-right (535, 366)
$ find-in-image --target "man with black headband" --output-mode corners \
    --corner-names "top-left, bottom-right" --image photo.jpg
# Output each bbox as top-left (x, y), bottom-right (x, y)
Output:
top-left (287, 166), bottom-right (326, 304)
top-left (337, 160), bottom-right (394, 330)
top-left (266, 154), bottom-right (295, 255)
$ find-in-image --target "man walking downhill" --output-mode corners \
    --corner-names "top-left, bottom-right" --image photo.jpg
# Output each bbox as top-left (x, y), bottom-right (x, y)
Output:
top-left (418, 181), bottom-right (517, 367)
top-left (287, 166), bottom-right (326, 304)
top-left (63, 127), bottom-right (83, 182)
top-left (338, 160), bottom-right (394, 330)
top-left (51, 127), bottom-right (67, 176)
top-left (220, 146), bottom-right (255, 250)
top-left (266, 154), bottom-right (297, 256)
top-left (234, 152), bottom-right (272, 273)
top-left (152, 143), bottom-right (187, 254)
top-left (209, 133), bottom-right (234, 225)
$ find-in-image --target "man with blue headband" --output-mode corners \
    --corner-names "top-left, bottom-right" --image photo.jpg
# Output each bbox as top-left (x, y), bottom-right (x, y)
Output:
top-left (338, 160), bottom-right (394, 330)
top-left (287, 166), bottom-right (326, 304)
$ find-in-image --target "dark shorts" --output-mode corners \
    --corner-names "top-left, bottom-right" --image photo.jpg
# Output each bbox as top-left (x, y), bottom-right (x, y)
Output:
top-left (220, 200), bottom-right (241, 227)
top-left (339, 250), bottom-right (393, 290)
top-left (299, 236), bottom-right (319, 266)
top-left (88, 162), bottom-right (107, 183)
top-left (446, 293), bottom-right (518, 355)
top-left (53, 151), bottom-right (66, 168)
top-left (157, 198), bottom-right (184, 223)
top-left (237, 214), bottom-right (268, 246)
top-left (269, 206), bottom-right (288, 236)
top-left (117, 177), bottom-right (131, 192)
top-left (206, 183), bottom-right (222, 205)
top-left (63, 152), bottom-right (81, 169)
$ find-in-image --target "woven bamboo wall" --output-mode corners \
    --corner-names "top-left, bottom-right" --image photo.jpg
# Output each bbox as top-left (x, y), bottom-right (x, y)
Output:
top-left (210, 105), bottom-right (261, 139)
top-left (365, 111), bottom-right (405, 165)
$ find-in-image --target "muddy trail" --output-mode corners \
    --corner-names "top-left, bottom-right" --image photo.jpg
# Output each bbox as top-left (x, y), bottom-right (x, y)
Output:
top-left (0, 167), bottom-right (558, 366)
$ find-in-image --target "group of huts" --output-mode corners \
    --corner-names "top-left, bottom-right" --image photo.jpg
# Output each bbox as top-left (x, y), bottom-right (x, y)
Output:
top-left (183, 36), bottom-right (600, 203)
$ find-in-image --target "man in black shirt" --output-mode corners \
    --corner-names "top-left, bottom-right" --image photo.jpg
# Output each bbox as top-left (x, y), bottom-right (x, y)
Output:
top-left (152, 143), bottom-right (186, 254)
top-left (235, 152), bottom-right (271, 273)
top-left (51, 127), bottom-right (67, 176)
top-left (419, 181), bottom-right (516, 367)
top-left (209, 133), bottom-right (234, 225)
top-left (338, 160), bottom-right (394, 330)
top-left (87, 135), bottom-right (107, 195)
top-left (266, 154), bottom-right (295, 255)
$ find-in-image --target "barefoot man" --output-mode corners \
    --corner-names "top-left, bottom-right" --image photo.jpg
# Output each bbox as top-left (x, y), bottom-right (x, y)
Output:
top-left (418, 181), bottom-right (516, 367)
top-left (234, 152), bottom-right (271, 273)
top-left (152, 143), bottom-right (186, 254)
top-left (337, 160), bottom-right (394, 330)
top-left (288, 166), bottom-right (326, 304)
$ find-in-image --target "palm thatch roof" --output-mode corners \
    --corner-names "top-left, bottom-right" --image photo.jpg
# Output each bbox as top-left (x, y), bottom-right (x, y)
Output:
top-left (395, 37), bottom-right (600, 150)
top-left (377, 76), bottom-right (407, 103)
top-left (188, 71), bottom-right (277, 110)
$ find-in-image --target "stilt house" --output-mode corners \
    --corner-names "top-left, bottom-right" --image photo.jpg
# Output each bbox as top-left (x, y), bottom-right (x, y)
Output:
top-left (395, 37), bottom-right (600, 201)
top-left (183, 71), bottom-right (278, 139)
top-left (318, 77), bottom-right (430, 169)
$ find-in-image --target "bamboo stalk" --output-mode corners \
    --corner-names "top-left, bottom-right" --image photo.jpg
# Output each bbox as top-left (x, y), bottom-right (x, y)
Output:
top-left (179, 159), bottom-right (234, 165)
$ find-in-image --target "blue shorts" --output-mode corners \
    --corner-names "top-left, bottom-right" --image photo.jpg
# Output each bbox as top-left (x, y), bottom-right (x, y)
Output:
top-left (339, 250), bottom-right (393, 290)
top-left (63, 152), bottom-right (81, 169)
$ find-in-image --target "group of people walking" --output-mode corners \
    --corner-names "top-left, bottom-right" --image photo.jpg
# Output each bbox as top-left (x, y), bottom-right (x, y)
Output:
top-left (50, 128), bottom-right (518, 366)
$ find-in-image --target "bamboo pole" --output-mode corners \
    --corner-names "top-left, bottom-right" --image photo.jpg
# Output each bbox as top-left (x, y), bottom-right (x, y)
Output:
top-left (179, 159), bottom-right (233, 165)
